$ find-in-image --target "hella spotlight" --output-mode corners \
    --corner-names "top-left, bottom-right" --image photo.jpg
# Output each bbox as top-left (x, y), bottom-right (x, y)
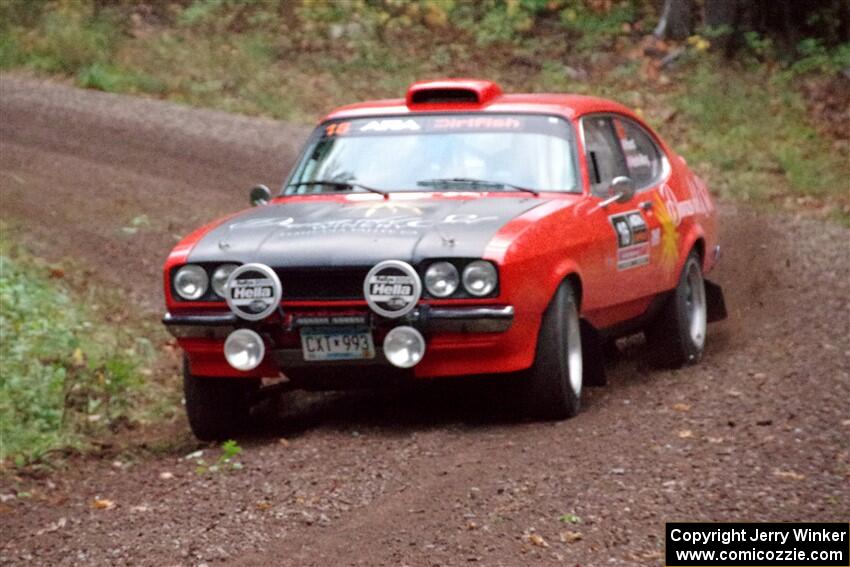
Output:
top-left (223, 329), bottom-right (265, 371)
top-left (383, 326), bottom-right (426, 369)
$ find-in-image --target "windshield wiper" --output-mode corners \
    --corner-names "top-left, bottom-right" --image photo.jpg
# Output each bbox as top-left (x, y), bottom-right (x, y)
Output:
top-left (416, 177), bottom-right (539, 197)
top-left (288, 180), bottom-right (388, 198)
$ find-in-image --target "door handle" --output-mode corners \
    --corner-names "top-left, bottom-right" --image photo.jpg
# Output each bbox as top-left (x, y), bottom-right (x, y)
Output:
top-left (639, 200), bottom-right (653, 211)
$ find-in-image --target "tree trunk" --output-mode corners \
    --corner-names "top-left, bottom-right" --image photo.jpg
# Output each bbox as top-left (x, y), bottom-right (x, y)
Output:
top-left (654, 0), bottom-right (693, 40)
top-left (704, 0), bottom-right (741, 56)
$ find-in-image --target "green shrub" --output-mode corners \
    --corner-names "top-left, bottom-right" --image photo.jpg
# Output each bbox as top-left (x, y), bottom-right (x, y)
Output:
top-left (0, 243), bottom-right (149, 466)
top-left (76, 62), bottom-right (166, 94)
top-left (789, 38), bottom-right (850, 76)
top-left (24, 5), bottom-right (118, 74)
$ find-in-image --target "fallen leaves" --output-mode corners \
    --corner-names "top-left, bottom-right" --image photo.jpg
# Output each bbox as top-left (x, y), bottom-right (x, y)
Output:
top-left (560, 530), bottom-right (583, 543)
top-left (90, 498), bottom-right (115, 510)
top-left (71, 348), bottom-right (86, 368)
top-left (526, 533), bottom-right (549, 548)
top-left (774, 470), bottom-right (806, 481)
top-left (36, 517), bottom-right (67, 535)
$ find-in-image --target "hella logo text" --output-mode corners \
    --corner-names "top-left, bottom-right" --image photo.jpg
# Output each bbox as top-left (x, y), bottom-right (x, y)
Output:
top-left (231, 286), bottom-right (273, 300)
top-left (371, 283), bottom-right (412, 296)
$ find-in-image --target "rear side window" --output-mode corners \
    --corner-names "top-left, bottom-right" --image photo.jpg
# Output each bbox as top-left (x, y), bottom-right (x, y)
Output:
top-left (582, 116), bottom-right (628, 196)
top-left (613, 118), bottom-right (663, 189)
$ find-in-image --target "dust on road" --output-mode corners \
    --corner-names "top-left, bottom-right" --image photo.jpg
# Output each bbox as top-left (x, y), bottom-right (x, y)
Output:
top-left (1, 75), bottom-right (848, 566)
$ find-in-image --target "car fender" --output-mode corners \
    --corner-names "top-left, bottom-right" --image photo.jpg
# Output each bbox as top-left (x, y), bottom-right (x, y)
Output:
top-left (163, 210), bottom-right (244, 309)
top-left (676, 220), bottom-right (706, 277)
top-left (487, 199), bottom-right (589, 320)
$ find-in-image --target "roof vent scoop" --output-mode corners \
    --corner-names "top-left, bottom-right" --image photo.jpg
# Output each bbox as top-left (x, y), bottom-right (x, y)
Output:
top-left (406, 79), bottom-right (503, 108)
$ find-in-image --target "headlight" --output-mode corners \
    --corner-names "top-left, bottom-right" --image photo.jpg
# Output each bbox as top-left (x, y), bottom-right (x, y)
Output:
top-left (462, 261), bottom-right (497, 297)
top-left (424, 261), bottom-right (459, 298)
top-left (211, 264), bottom-right (238, 298)
top-left (173, 265), bottom-right (208, 300)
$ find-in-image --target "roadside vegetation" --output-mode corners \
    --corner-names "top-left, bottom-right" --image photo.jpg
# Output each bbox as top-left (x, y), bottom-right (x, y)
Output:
top-left (0, 230), bottom-right (173, 468)
top-left (1, 0), bottom-right (847, 221)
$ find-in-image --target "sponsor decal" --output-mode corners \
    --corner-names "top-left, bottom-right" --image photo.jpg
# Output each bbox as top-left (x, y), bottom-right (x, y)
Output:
top-left (359, 119), bottom-right (421, 132)
top-left (324, 122), bottom-right (351, 136)
top-left (659, 183), bottom-right (681, 226)
top-left (363, 260), bottom-right (421, 318)
top-left (362, 202), bottom-right (424, 217)
top-left (433, 116), bottom-right (522, 130)
top-left (677, 198), bottom-right (695, 219)
top-left (609, 211), bottom-right (650, 270)
top-left (653, 191), bottom-right (680, 275)
top-left (229, 212), bottom-right (500, 238)
top-left (651, 227), bottom-right (661, 247)
top-left (320, 114), bottom-right (566, 139)
top-left (618, 243), bottom-right (651, 270)
top-left (225, 263), bottom-right (282, 321)
top-left (687, 176), bottom-right (713, 216)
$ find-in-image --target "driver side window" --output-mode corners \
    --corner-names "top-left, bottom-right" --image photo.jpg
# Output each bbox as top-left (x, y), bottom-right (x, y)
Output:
top-left (583, 116), bottom-right (628, 196)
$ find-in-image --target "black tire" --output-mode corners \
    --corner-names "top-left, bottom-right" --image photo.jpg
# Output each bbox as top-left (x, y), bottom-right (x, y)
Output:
top-left (183, 356), bottom-right (259, 441)
top-left (646, 251), bottom-right (708, 368)
top-left (523, 281), bottom-right (583, 419)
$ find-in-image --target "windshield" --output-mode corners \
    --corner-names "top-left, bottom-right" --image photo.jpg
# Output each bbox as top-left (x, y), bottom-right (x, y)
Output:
top-left (285, 114), bottom-right (579, 194)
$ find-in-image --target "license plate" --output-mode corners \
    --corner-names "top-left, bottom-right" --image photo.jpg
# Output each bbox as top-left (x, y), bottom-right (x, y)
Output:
top-left (300, 327), bottom-right (375, 362)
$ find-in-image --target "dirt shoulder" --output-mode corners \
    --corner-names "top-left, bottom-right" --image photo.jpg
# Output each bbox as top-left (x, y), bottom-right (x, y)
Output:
top-left (1, 75), bottom-right (848, 566)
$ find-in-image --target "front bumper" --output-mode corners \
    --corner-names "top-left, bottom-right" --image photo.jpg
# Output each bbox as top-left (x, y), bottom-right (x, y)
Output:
top-left (163, 304), bottom-right (532, 378)
top-left (162, 305), bottom-right (515, 339)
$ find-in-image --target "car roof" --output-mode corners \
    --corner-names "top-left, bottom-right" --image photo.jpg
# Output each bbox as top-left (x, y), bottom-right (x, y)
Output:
top-left (322, 78), bottom-right (636, 123)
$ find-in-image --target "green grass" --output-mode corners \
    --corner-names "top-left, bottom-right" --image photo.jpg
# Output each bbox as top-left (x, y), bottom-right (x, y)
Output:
top-left (668, 61), bottom-right (848, 218)
top-left (0, 236), bottom-right (156, 467)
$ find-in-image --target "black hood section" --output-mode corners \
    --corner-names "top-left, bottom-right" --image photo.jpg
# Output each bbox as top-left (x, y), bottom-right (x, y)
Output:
top-left (187, 197), bottom-right (546, 267)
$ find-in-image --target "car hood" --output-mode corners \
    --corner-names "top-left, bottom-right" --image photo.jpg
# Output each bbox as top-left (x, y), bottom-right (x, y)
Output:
top-left (186, 196), bottom-right (548, 267)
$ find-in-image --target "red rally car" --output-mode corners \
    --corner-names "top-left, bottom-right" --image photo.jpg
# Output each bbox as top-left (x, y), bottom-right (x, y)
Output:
top-left (163, 79), bottom-right (726, 440)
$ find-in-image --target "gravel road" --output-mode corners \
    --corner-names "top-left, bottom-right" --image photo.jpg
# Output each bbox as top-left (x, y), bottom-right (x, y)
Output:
top-left (1, 75), bottom-right (848, 566)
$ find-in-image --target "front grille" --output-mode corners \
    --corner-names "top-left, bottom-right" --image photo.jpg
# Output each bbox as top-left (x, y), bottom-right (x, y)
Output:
top-left (275, 267), bottom-right (371, 300)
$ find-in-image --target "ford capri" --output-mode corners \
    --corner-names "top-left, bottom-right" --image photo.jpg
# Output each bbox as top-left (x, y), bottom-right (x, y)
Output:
top-left (162, 79), bottom-right (726, 440)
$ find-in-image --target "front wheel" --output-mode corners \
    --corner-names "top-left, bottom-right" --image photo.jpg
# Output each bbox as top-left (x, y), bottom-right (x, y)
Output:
top-left (647, 251), bottom-right (707, 368)
top-left (183, 356), bottom-right (259, 441)
top-left (523, 281), bottom-right (583, 420)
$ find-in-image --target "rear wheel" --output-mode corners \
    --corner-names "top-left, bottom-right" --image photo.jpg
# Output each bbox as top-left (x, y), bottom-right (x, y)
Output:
top-left (647, 251), bottom-right (707, 368)
top-left (524, 281), bottom-right (583, 419)
top-left (183, 356), bottom-right (259, 441)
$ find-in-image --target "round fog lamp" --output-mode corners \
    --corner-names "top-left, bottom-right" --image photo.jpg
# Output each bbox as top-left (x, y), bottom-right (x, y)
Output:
top-left (425, 261), bottom-right (459, 298)
top-left (383, 326), bottom-right (426, 369)
top-left (224, 329), bottom-right (265, 371)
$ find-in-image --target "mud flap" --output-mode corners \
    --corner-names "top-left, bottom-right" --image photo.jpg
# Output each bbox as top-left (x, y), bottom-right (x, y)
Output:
top-left (705, 279), bottom-right (727, 323)
top-left (580, 319), bottom-right (607, 387)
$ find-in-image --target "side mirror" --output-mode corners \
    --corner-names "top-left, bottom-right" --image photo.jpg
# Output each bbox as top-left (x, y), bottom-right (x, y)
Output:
top-left (599, 176), bottom-right (636, 207)
top-left (249, 184), bottom-right (271, 206)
